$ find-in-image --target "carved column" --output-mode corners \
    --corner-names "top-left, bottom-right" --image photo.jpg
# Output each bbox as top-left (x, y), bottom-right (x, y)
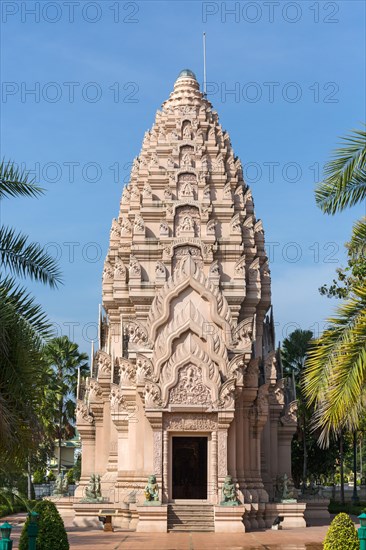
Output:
top-left (163, 430), bottom-right (169, 502)
top-left (211, 431), bottom-right (218, 503)
top-left (75, 401), bottom-right (96, 499)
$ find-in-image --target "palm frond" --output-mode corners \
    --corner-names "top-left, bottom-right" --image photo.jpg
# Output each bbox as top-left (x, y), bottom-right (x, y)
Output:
top-left (303, 284), bottom-right (366, 445)
top-left (315, 128), bottom-right (366, 214)
top-left (0, 226), bottom-right (62, 288)
top-left (0, 159), bottom-right (43, 199)
top-left (347, 217), bottom-right (366, 259)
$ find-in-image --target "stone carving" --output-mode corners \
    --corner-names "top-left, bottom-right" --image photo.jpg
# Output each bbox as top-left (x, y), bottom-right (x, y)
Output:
top-left (110, 219), bottom-right (120, 240)
top-left (220, 475), bottom-right (239, 506)
top-left (223, 182), bottom-right (232, 199)
top-left (53, 473), bottom-right (69, 496)
top-left (203, 185), bottom-right (211, 200)
top-left (167, 156), bottom-right (175, 169)
top-left (145, 382), bottom-right (163, 409)
top-left (230, 214), bottom-right (242, 234)
top-left (249, 257), bottom-right (260, 283)
top-left (134, 214), bottom-right (145, 234)
top-left (180, 179), bottom-right (194, 198)
top-left (163, 413), bottom-right (217, 431)
top-left (155, 261), bottom-right (166, 278)
top-left (142, 182), bottom-right (152, 198)
top-left (89, 379), bottom-right (103, 402)
top-left (234, 255), bottom-right (246, 277)
top-left (234, 319), bottom-right (252, 348)
top-left (130, 184), bottom-right (140, 200)
top-left (102, 261), bottom-right (114, 282)
top-left (122, 186), bottom-right (130, 203)
top-left (114, 259), bottom-right (127, 281)
top-left (171, 129), bottom-right (179, 141)
top-left (150, 152), bottom-right (159, 167)
top-left (136, 356), bottom-right (153, 384)
top-left (81, 474), bottom-right (103, 503)
top-left (76, 401), bottom-right (94, 425)
top-left (119, 359), bottom-right (136, 386)
top-left (120, 216), bottom-right (132, 235)
top-left (110, 385), bottom-right (126, 409)
top-left (183, 124), bottom-right (191, 140)
top-left (144, 475), bottom-right (160, 503)
top-left (275, 473), bottom-right (296, 502)
top-left (206, 219), bottom-right (216, 236)
top-left (159, 220), bottom-right (169, 236)
top-left (281, 400), bottom-right (298, 426)
top-left (129, 255), bottom-right (141, 278)
top-left (164, 185), bottom-right (172, 199)
top-left (181, 151), bottom-right (192, 168)
top-left (125, 320), bottom-right (148, 346)
top-left (169, 365), bottom-right (211, 405)
top-left (209, 260), bottom-right (220, 276)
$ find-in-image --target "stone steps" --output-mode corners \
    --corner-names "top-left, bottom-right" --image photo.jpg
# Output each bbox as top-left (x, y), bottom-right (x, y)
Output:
top-left (167, 504), bottom-right (214, 532)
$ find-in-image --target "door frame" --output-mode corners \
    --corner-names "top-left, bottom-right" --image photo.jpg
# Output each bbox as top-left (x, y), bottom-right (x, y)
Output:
top-left (168, 432), bottom-right (211, 503)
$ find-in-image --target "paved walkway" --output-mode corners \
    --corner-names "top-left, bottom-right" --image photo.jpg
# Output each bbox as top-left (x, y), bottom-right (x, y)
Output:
top-left (1, 513), bottom-right (330, 549)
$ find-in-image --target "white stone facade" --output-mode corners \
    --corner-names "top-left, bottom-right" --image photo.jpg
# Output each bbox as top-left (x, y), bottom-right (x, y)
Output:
top-left (75, 70), bottom-right (297, 531)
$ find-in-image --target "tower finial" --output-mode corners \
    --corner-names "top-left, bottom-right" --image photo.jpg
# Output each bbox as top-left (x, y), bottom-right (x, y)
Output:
top-left (203, 32), bottom-right (207, 96)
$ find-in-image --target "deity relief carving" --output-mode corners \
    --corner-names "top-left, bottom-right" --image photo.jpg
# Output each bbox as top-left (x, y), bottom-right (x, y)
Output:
top-left (142, 182), bottom-right (152, 198)
top-left (129, 255), bottom-right (141, 278)
top-left (110, 219), bottom-right (120, 240)
top-left (164, 185), bottom-right (173, 199)
top-left (124, 320), bottom-right (148, 346)
top-left (114, 259), bottom-right (127, 281)
top-left (76, 401), bottom-right (94, 425)
top-left (133, 214), bottom-right (145, 234)
top-left (230, 214), bottom-right (242, 234)
top-left (169, 365), bottom-right (211, 405)
top-left (120, 216), bottom-right (132, 235)
top-left (102, 261), bottom-right (114, 282)
top-left (155, 261), bottom-right (166, 279)
top-left (281, 400), bottom-right (298, 426)
top-left (159, 219), bottom-right (169, 236)
top-left (183, 124), bottom-right (191, 140)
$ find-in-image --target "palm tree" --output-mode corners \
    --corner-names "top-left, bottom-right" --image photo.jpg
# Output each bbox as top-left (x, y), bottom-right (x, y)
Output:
top-left (304, 127), bottom-right (366, 445)
top-left (43, 336), bottom-right (88, 473)
top-left (282, 329), bottom-right (313, 489)
top-left (0, 160), bottom-right (62, 465)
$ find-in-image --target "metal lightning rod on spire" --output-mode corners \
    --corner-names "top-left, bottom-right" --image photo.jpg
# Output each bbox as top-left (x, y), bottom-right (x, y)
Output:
top-left (203, 32), bottom-right (207, 96)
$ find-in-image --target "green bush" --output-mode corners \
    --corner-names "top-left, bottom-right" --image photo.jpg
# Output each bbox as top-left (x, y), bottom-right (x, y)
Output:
top-left (323, 512), bottom-right (358, 550)
top-left (66, 468), bottom-right (75, 485)
top-left (18, 500), bottom-right (69, 550)
top-left (33, 470), bottom-right (46, 484)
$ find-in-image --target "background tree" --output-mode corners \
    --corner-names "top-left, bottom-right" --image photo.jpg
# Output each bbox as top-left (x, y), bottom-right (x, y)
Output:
top-left (304, 127), bottom-right (366, 444)
top-left (0, 160), bottom-right (61, 467)
top-left (43, 336), bottom-right (88, 472)
top-left (282, 329), bottom-right (313, 488)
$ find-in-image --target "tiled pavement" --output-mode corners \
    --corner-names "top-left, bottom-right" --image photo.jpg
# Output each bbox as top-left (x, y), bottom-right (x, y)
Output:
top-left (2, 513), bottom-right (330, 549)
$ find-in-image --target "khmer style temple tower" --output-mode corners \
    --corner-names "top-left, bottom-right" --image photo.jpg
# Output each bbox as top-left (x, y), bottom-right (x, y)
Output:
top-left (75, 69), bottom-right (299, 531)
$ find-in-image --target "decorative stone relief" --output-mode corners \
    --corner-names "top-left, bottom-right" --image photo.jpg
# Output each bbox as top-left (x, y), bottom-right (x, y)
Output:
top-left (231, 214), bottom-right (242, 234)
top-left (206, 219), bottom-right (216, 236)
top-left (159, 219), bottom-right (169, 236)
top-left (136, 355), bottom-right (153, 384)
top-left (155, 261), bottom-right (166, 279)
top-left (145, 382), bottom-right (163, 409)
top-left (110, 219), bottom-right (120, 241)
top-left (133, 214), bottom-right (145, 234)
top-left (119, 359), bottom-right (136, 386)
top-left (128, 255), bottom-right (141, 278)
top-left (218, 431), bottom-right (227, 476)
top-left (114, 259), bottom-right (127, 281)
top-left (120, 216), bottom-right (132, 235)
top-left (89, 379), bottom-right (103, 402)
top-left (280, 400), bottom-right (298, 426)
top-left (169, 365), bottom-right (211, 405)
top-left (102, 261), bottom-right (114, 282)
top-left (124, 320), bottom-right (148, 346)
top-left (163, 413), bottom-right (217, 431)
top-left (76, 401), bottom-right (94, 425)
top-left (234, 255), bottom-right (246, 277)
top-left (142, 182), bottom-right (152, 198)
top-left (110, 385), bottom-right (126, 410)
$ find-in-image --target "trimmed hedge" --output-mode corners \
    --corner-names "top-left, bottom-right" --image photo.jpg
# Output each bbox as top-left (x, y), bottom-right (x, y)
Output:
top-left (19, 500), bottom-right (69, 550)
top-left (323, 512), bottom-right (359, 550)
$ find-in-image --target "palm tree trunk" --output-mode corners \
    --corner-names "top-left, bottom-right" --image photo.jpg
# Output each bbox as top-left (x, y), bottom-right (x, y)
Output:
top-left (302, 415), bottom-right (307, 491)
top-left (58, 397), bottom-right (63, 474)
top-left (352, 431), bottom-right (359, 504)
top-left (27, 458), bottom-right (32, 500)
top-left (340, 433), bottom-right (345, 506)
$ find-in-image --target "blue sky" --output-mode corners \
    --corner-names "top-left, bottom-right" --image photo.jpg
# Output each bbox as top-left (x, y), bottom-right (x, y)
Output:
top-left (1, 0), bottom-right (365, 355)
